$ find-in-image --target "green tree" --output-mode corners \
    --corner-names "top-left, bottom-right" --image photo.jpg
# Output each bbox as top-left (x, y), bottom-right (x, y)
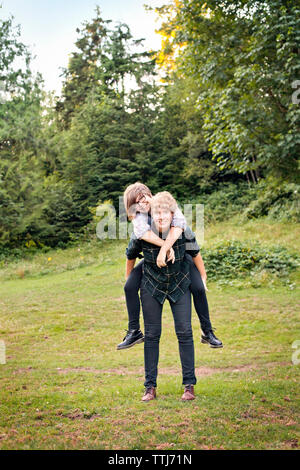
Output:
top-left (58, 11), bottom-right (162, 211)
top-left (0, 12), bottom-right (47, 247)
top-left (56, 6), bottom-right (155, 128)
top-left (154, 0), bottom-right (300, 183)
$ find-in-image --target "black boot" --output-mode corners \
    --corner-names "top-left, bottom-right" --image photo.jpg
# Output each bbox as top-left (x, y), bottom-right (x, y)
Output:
top-left (201, 329), bottom-right (223, 348)
top-left (117, 329), bottom-right (144, 350)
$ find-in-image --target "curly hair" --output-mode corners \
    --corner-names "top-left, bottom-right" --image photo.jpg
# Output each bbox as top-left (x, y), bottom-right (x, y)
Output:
top-left (150, 191), bottom-right (178, 214)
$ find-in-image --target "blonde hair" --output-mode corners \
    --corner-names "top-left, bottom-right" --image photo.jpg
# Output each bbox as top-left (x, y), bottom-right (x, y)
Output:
top-left (123, 182), bottom-right (152, 220)
top-left (150, 191), bottom-right (178, 214)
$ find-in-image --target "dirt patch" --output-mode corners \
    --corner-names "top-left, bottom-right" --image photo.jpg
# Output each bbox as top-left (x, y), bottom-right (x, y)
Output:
top-left (155, 443), bottom-right (176, 450)
top-left (13, 367), bottom-right (33, 374)
top-left (114, 296), bottom-right (125, 302)
top-left (56, 367), bottom-right (102, 374)
top-left (283, 439), bottom-right (298, 449)
top-left (56, 409), bottom-right (101, 420)
top-left (55, 361), bottom-right (289, 376)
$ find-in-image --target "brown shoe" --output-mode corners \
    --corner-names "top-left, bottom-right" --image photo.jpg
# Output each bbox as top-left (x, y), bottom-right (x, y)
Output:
top-left (142, 386), bottom-right (156, 402)
top-left (181, 385), bottom-right (195, 401)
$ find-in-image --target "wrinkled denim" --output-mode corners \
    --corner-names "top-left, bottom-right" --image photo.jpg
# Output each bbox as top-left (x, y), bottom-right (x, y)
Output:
top-left (140, 283), bottom-right (196, 388)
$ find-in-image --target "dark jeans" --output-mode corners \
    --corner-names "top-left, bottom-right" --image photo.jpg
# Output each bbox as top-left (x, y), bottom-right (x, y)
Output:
top-left (124, 256), bottom-right (213, 333)
top-left (140, 283), bottom-right (196, 388)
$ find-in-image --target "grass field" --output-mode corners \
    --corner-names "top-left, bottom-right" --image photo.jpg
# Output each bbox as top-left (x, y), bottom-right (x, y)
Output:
top-left (0, 218), bottom-right (299, 450)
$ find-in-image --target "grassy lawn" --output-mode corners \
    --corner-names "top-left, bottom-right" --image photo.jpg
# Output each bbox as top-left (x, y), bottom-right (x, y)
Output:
top-left (0, 219), bottom-right (299, 450)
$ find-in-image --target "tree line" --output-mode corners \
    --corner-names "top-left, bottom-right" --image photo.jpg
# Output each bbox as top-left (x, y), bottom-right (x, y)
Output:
top-left (0, 2), bottom-right (299, 250)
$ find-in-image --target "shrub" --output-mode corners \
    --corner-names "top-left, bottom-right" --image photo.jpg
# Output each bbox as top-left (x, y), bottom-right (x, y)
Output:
top-left (243, 181), bottom-right (300, 222)
top-left (187, 180), bottom-right (300, 224)
top-left (202, 240), bottom-right (299, 281)
top-left (187, 182), bottom-right (257, 224)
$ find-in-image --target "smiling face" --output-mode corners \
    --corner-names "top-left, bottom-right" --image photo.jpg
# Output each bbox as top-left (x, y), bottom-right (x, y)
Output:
top-left (124, 183), bottom-right (153, 220)
top-left (152, 205), bottom-right (173, 233)
top-left (136, 193), bottom-right (152, 214)
top-left (150, 191), bottom-right (178, 233)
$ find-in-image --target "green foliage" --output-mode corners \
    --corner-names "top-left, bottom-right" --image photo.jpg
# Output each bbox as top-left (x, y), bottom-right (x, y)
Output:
top-left (202, 240), bottom-right (299, 281)
top-left (243, 180), bottom-right (300, 222)
top-left (40, 175), bottom-right (85, 247)
top-left (188, 181), bottom-right (257, 223)
top-left (60, 89), bottom-right (153, 210)
top-left (0, 13), bottom-right (33, 94)
top-left (0, 14), bottom-right (82, 250)
top-left (156, 0), bottom-right (300, 182)
top-left (56, 9), bottom-right (167, 213)
top-left (0, 13), bottom-right (47, 248)
top-left (56, 6), bottom-right (155, 128)
top-left (1, 5), bottom-right (299, 253)
top-left (188, 179), bottom-right (300, 224)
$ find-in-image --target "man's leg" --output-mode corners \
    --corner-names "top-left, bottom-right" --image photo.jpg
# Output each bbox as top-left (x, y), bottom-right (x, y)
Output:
top-left (140, 283), bottom-right (163, 392)
top-left (169, 290), bottom-right (197, 388)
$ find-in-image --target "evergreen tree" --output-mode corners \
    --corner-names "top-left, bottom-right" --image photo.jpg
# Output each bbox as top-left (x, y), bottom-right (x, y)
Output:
top-left (0, 13), bottom-right (46, 247)
top-left (56, 7), bottom-right (155, 128)
top-left (58, 10), bottom-right (161, 211)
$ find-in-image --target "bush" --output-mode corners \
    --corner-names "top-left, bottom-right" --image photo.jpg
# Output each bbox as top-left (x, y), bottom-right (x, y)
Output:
top-left (187, 179), bottom-right (300, 224)
top-left (243, 181), bottom-right (300, 222)
top-left (202, 240), bottom-right (299, 281)
top-left (187, 182), bottom-right (257, 224)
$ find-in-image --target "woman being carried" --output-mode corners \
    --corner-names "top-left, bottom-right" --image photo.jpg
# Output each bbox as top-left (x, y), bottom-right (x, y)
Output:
top-left (118, 182), bottom-right (222, 350)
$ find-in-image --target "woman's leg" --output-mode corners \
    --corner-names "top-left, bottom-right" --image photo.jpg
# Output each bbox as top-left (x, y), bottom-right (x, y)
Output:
top-left (187, 254), bottom-right (223, 348)
top-left (189, 259), bottom-right (212, 333)
top-left (117, 260), bottom-right (144, 350)
top-left (169, 290), bottom-right (196, 386)
top-left (140, 283), bottom-right (163, 389)
top-left (124, 259), bottom-right (144, 330)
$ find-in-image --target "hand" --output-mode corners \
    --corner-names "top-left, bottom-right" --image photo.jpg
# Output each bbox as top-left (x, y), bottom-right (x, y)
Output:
top-left (166, 247), bottom-right (175, 264)
top-left (201, 276), bottom-right (208, 292)
top-left (156, 247), bottom-right (167, 268)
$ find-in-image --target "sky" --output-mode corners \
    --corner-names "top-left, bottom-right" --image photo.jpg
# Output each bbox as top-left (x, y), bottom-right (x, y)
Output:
top-left (0, 0), bottom-right (167, 95)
